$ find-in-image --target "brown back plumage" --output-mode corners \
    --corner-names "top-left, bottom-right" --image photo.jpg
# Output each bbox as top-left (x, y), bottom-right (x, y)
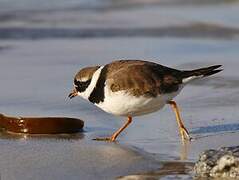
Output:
top-left (105, 60), bottom-right (182, 97)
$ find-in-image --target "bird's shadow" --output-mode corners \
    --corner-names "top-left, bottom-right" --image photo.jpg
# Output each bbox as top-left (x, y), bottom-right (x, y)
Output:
top-left (190, 123), bottom-right (239, 140)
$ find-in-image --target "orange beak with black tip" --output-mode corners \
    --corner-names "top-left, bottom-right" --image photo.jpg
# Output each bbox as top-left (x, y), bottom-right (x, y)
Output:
top-left (68, 88), bottom-right (78, 99)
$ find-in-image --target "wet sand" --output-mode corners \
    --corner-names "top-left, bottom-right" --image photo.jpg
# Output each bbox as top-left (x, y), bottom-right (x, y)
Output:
top-left (1, 1), bottom-right (239, 179)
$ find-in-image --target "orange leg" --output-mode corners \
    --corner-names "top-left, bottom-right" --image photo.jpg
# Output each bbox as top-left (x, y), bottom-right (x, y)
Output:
top-left (93, 116), bottom-right (132, 142)
top-left (168, 100), bottom-right (191, 141)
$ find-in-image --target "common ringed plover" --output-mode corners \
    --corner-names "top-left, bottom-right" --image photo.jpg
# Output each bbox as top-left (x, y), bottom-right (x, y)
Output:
top-left (69, 60), bottom-right (222, 142)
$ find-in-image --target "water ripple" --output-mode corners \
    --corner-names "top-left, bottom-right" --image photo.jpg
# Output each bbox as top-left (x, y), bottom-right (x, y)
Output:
top-left (0, 23), bottom-right (239, 39)
top-left (191, 123), bottom-right (239, 134)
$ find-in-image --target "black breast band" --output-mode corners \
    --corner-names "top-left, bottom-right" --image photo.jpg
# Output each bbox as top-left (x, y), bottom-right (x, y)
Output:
top-left (88, 66), bottom-right (107, 104)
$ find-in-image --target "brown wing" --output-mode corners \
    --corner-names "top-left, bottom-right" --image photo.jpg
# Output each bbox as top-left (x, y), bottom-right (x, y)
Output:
top-left (106, 60), bottom-right (182, 97)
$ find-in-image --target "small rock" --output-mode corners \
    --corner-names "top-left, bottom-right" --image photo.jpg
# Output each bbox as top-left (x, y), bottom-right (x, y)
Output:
top-left (194, 146), bottom-right (239, 179)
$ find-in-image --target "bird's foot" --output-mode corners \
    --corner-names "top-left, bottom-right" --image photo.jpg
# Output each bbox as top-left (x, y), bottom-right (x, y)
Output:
top-left (92, 136), bottom-right (116, 142)
top-left (180, 127), bottom-right (192, 142)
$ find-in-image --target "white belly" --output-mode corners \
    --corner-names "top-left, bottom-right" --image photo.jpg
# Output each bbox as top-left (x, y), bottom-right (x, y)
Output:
top-left (96, 86), bottom-right (181, 117)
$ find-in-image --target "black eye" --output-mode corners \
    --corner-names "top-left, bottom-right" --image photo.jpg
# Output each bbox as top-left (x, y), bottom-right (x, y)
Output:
top-left (74, 78), bottom-right (91, 92)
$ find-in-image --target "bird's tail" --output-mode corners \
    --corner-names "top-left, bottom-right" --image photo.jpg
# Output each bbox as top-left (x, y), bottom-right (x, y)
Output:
top-left (182, 65), bottom-right (223, 84)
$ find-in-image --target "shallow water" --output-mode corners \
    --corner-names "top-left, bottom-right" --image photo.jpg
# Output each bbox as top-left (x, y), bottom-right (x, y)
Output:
top-left (1, 1), bottom-right (239, 179)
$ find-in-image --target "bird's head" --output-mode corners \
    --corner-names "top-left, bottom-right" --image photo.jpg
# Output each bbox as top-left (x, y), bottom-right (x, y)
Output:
top-left (68, 66), bottom-right (100, 99)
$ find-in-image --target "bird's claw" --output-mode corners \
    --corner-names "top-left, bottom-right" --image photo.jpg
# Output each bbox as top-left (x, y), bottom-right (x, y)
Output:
top-left (180, 127), bottom-right (191, 142)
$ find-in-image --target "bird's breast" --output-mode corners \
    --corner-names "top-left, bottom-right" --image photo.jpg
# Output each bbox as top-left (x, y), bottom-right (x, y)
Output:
top-left (95, 86), bottom-right (181, 117)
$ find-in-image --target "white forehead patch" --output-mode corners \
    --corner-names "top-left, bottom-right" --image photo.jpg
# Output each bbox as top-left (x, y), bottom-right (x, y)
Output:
top-left (79, 77), bottom-right (90, 82)
top-left (74, 77), bottom-right (90, 87)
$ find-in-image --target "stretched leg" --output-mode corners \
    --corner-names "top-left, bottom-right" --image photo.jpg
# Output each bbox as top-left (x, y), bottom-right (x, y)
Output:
top-left (93, 116), bottom-right (132, 142)
top-left (168, 100), bottom-right (191, 141)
